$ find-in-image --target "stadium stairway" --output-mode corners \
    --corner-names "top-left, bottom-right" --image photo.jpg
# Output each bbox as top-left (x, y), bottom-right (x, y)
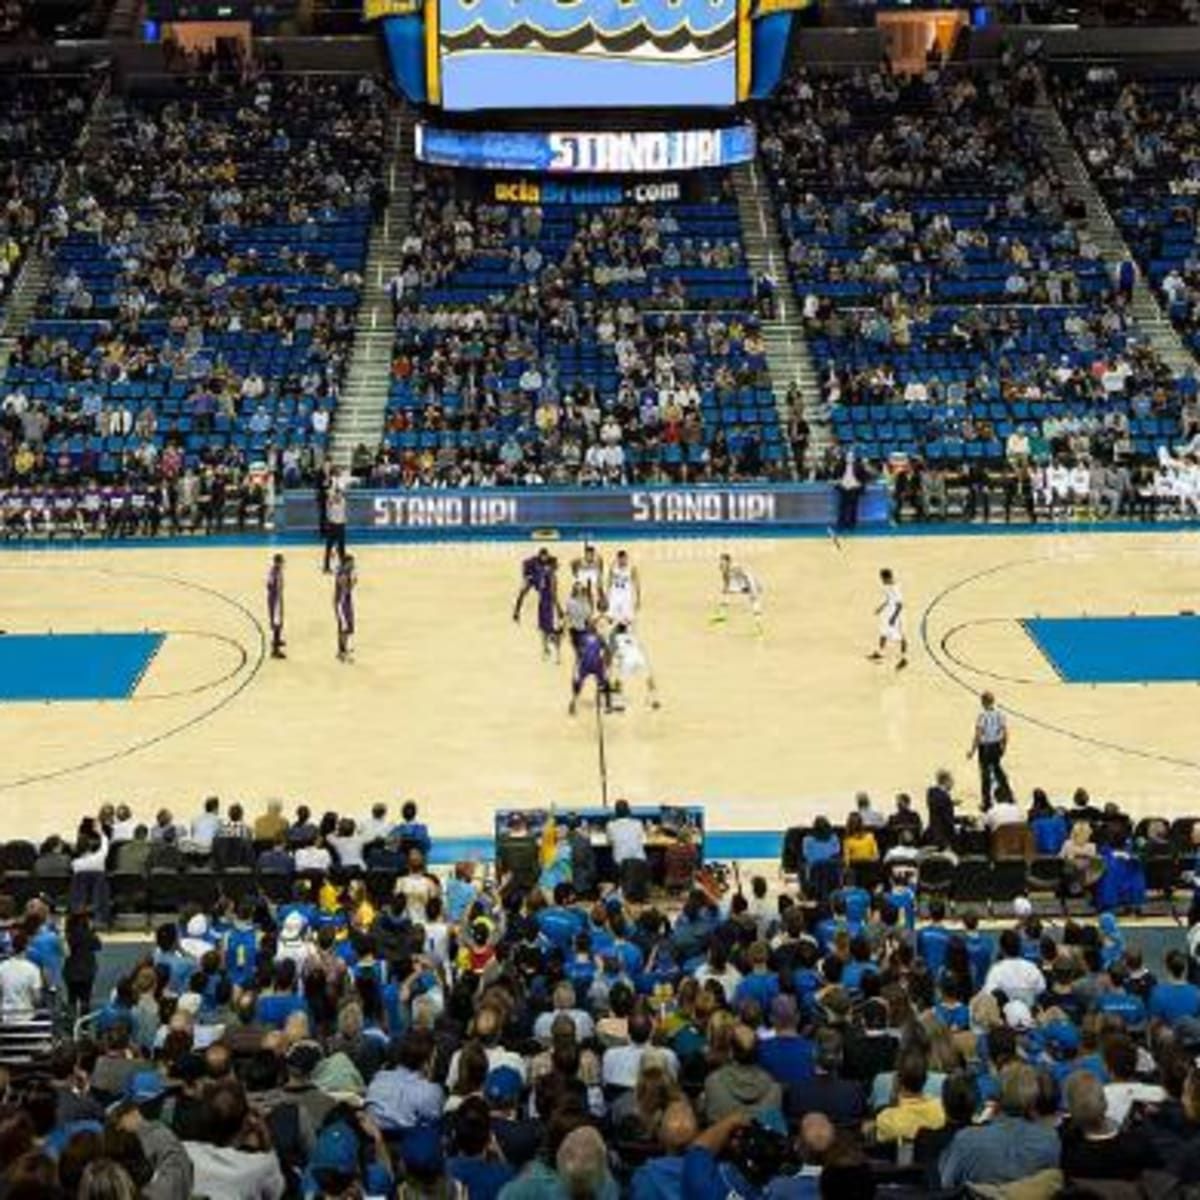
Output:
top-left (329, 103), bottom-right (413, 470)
top-left (0, 78), bottom-right (110, 379)
top-left (732, 161), bottom-right (824, 477)
top-left (1033, 96), bottom-right (1199, 378)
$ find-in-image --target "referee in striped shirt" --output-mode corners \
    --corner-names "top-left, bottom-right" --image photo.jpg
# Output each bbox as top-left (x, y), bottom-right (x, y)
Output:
top-left (968, 691), bottom-right (1010, 809)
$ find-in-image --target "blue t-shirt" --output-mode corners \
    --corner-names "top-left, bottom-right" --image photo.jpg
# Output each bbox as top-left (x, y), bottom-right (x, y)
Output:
top-left (28, 928), bottom-right (65, 986)
top-left (1032, 813), bottom-right (1068, 855)
top-left (736, 972), bottom-right (781, 1010)
top-left (758, 1035), bottom-right (815, 1087)
top-left (1149, 981), bottom-right (1200, 1025)
top-left (917, 926), bottom-right (952, 976)
top-left (255, 993), bottom-right (307, 1028)
top-left (447, 1156), bottom-right (515, 1200)
top-left (1094, 991), bottom-right (1146, 1027)
top-left (682, 1145), bottom-right (763, 1200)
top-left (223, 927), bottom-right (258, 987)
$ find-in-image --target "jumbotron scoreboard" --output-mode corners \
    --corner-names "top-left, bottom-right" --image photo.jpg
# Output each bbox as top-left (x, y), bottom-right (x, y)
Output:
top-left (367, 0), bottom-right (809, 115)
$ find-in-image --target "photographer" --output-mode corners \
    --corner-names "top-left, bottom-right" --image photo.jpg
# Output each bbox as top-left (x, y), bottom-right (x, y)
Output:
top-left (681, 1111), bottom-right (799, 1200)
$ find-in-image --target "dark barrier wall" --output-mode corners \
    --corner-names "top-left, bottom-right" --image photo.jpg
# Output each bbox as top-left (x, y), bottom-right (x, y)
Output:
top-left (280, 483), bottom-right (891, 535)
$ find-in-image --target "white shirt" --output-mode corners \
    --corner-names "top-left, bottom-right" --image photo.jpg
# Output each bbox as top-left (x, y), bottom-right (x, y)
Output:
top-left (397, 873), bottom-right (436, 923)
top-left (446, 1045), bottom-right (526, 1090)
top-left (110, 818), bottom-right (139, 844)
top-left (1104, 1081), bottom-right (1166, 1128)
top-left (327, 834), bottom-right (367, 870)
top-left (985, 801), bottom-right (1024, 831)
top-left (0, 957), bottom-right (42, 1021)
top-left (72, 834), bottom-right (109, 874)
top-left (982, 957), bottom-right (1046, 1008)
top-left (294, 845), bottom-right (332, 872)
top-left (607, 816), bottom-right (646, 864)
top-left (359, 814), bottom-right (391, 842)
top-left (533, 1008), bottom-right (596, 1044)
top-left (601, 1043), bottom-right (679, 1089)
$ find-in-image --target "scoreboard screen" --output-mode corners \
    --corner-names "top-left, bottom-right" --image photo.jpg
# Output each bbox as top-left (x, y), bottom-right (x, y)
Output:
top-left (435, 0), bottom-right (741, 111)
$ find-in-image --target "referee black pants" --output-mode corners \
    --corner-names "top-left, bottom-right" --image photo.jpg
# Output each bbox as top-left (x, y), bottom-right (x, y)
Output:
top-left (978, 743), bottom-right (1009, 808)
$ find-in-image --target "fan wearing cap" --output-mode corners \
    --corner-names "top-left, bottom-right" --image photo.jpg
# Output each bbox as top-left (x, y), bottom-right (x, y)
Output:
top-left (484, 1066), bottom-right (540, 1169)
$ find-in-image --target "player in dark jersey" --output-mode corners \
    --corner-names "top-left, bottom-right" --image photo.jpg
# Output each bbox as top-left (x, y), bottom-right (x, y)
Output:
top-left (267, 554), bottom-right (286, 659)
top-left (569, 623), bottom-right (613, 716)
top-left (335, 553), bottom-right (357, 663)
top-left (513, 547), bottom-right (563, 662)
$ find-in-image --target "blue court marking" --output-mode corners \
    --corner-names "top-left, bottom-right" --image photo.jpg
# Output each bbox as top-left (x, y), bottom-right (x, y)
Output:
top-left (428, 829), bottom-right (782, 865)
top-left (0, 632), bottom-right (165, 701)
top-left (1022, 615), bottom-right (1200, 684)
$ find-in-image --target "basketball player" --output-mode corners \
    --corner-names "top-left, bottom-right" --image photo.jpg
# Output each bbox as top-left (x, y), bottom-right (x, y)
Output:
top-left (323, 471), bottom-right (348, 574)
top-left (267, 553), bottom-right (286, 659)
top-left (610, 621), bottom-right (661, 710)
top-left (335, 553), bottom-right (357, 662)
top-left (513, 547), bottom-right (563, 661)
top-left (606, 549), bottom-right (640, 626)
top-left (569, 622), bottom-right (613, 716)
top-left (869, 567), bottom-right (907, 670)
top-left (712, 553), bottom-right (763, 632)
top-left (563, 580), bottom-right (593, 658)
top-left (571, 543), bottom-right (605, 606)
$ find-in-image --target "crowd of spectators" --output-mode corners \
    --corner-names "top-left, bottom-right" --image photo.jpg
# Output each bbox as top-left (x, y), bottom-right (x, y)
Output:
top-left (0, 70), bottom-right (387, 515)
top-left (1057, 69), bottom-right (1200, 357)
top-left (755, 63), bottom-right (1199, 497)
top-left (0, 72), bottom-right (94, 307)
top-left (355, 170), bottom-right (787, 488)
top-left (0, 788), bottom-right (1195, 1197)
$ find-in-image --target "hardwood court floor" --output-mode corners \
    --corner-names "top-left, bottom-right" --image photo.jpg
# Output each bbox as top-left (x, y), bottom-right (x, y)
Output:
top-left (1, 528), bottom-right (1199, 840)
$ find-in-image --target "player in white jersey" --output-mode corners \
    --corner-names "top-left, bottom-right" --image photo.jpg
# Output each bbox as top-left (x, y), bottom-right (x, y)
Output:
top-left (712, 553), bottom-right (763, 632)
top-left (609, 621), bottom-right (660, 710)
top-left (869, 567), bottom-right (907, 670)
top-left (571, 543), bottom-right (605, 606)
top-left (606, 548), bottom-right (640, 625)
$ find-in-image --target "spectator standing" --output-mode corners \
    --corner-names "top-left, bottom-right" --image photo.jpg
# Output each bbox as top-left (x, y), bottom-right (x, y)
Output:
top-left (63, 910), bottom-right (101, 1017)
top-left (607, 800), bottom-right (648, 899)
top-left (0, 930), bottom-right (42, 1021)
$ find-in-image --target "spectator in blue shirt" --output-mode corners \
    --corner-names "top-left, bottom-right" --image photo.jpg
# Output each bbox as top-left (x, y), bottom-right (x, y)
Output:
top-left (394, 800), bottom-right (432, 854)
top-left (447, 1096), bottom-right (517, 1200)
top-left (802, 818), bottom-right (840, 868)
top-left (757, 994), bottom-right (814, 1088)
top-left (734, 943), bottom-right (780, 1011)
top-left (1030, 791), bottom-right (1068, 855)
top-left (631, 1099), bottom-right (699, 1200)
top-left (366, 1029), bottom-right (445, 1132)
top-left (961, 911), bottom-right (995, 989)
top-left (1150, 951), bottom-right (1200, 1026)
top-left (917, 899), bottom-right (953, 977)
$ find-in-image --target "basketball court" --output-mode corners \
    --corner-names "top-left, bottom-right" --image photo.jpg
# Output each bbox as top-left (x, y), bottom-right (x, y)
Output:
top-left (1, 527), bottom-right (1199, 843)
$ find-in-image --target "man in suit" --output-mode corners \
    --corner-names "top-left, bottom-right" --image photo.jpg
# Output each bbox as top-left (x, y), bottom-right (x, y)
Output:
top-left (832, 447), bottom-right (871, 530)
top-left (926, 769), bottom-right (960, 850)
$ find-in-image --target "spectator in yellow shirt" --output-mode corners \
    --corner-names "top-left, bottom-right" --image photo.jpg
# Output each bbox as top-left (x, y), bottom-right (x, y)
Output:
top-left (843, 811), bottom-right (879, 864)
top-left (875, 1049), bottom-right (946, 1143)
